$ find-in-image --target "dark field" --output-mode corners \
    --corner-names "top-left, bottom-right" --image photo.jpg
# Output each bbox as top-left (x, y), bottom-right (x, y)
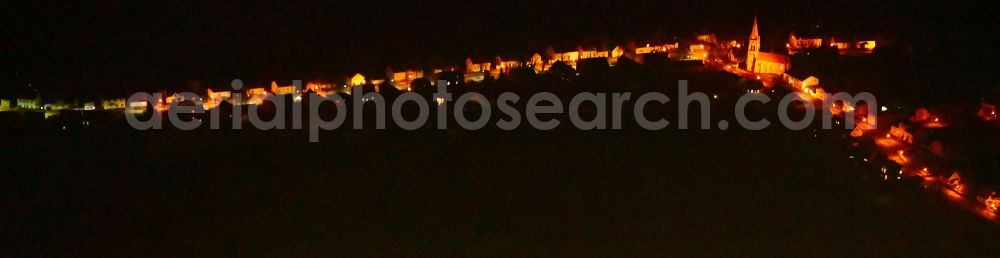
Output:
top-left (3, 122), bottom-right (1000, 256)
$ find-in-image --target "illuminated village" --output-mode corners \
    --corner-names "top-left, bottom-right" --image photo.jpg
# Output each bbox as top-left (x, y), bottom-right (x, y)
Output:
top-left (4, 17), bottom-right (999, 217)
top-left (3, 8), bottom-right (1000, 254)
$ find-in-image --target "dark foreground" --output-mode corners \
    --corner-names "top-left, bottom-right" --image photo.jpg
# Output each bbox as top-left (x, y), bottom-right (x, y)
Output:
top-left (3, 123), bottom-right (1000, 257)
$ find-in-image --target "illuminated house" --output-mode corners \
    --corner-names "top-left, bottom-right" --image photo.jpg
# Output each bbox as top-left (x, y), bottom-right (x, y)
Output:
top-left (783, 71), bottom-right (820, 91)
top-left (746, 17), bottom-right (791, 74)
top-left (0, 99), bottom-right (10, 111)
top-left (391, 70), bottom-right (423, 90)
top-left (981, 191), bottom-right (1000, 211)
top-left (856, 40), bottom-right (876, 52)
top-left (787, 32), bottom-right (823, 54)
top-left (207, 89), bottom-right (231, 101)
top-left (578, 48), bottom-right (608, 60)
top-left (350, 73), bottom-right (367, 86)
top-left (635, 44), bottom-right (654, 54)
top-left (244, 87), bottom-right (268, 105)
top-left (306, 82), bottom-right (336, 94)
top-left (495, 57), bottom-right (521, 72)
top-left (102, 98), bottom-right (126, 110)
top-left (609, 46), bottom-right (626, 64)
top-left (43, 101), bottom-right (71, 111)
top-left (828, 37), bottom-right (850, 50)
top-left (270, 81), bottom-right (298, 95)
top-left (946, 172), bottom-right (964, 193)
top-left (17, 96), bottom-right (41, 110)
top-left (686, 44), bottom-right (709, 60)
top-left (205, 88), bottom-right (231, 109)
top-left (464, 58), bottom-right (496, 82)
top-left (465, 58), bottom-right (492, 73)
top-left (549, 50), bottom-right (580, 69)
top-left (128, 100), bottom-right (148, 113)
top-left (655, 43), bottom-right (680, 52)
top-left (530, 53), bottom-right (545, 72)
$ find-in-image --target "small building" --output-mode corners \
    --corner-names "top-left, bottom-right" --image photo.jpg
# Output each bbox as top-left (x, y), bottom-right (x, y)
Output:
top-left (0, 99), bottom-right (10, 111)
top-left (465, 58), bottom-right (492, 73)
top-left (244, 88), bottom-right (268, 105)
top-left (391, 70), bottom-right (424, 90)
top-left (102, 98), bottom-right (126, 110)
top-left (350, 73), bottom-right (367, 86)
top-left (17, 97), bottom-right (41, 110)
top-left (787, 32), bottom-right (824, 54)
top-left (856, 40), bottom-right (876, 52)
top-left (686, 44), bottom-right (709, 60)
top-left (530, 53), bottom-right (545, 72)
top-left (270, 81), bottom-right (297, 95)
top-left (43, 101), bottom-right (71, 111)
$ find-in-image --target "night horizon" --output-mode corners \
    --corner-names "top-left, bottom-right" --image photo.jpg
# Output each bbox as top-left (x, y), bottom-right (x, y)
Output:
top-left (5, 1), bottom-right (997, 97)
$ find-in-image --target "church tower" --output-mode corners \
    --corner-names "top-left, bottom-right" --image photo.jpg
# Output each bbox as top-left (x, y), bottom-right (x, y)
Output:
top-left (746, 16), bottom-right (760, 72)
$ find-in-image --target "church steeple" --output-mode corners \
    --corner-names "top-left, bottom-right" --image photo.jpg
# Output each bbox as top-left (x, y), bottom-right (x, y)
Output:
top-left (746, 16), bottom-right (761, 72)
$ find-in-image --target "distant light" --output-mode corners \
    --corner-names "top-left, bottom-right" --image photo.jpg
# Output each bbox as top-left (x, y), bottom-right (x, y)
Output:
top-left (712, 94), bottom-right (718, 99)
top-left (881, 106), bottom-right (888, 112)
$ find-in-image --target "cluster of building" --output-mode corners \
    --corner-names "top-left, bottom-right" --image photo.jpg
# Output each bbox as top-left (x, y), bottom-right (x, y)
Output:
top-left (1, 17), bottom-right (879, 118)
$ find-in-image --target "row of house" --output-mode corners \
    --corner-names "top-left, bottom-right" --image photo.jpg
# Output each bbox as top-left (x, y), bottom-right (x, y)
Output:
top-left (4, 17), bottom-right (878, 116)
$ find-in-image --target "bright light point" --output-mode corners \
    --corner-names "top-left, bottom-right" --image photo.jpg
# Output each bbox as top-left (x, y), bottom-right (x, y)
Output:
top-left (881, 106), bottom-right (888, 112)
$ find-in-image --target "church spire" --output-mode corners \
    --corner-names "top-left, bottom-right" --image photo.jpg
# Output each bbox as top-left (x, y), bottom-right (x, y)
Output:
top-left (746, 16), bottom-right (761, 72)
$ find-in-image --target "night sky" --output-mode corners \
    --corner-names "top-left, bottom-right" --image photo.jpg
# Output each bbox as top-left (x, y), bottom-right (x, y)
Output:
top-left (3, 1), bottom-right (996, 98)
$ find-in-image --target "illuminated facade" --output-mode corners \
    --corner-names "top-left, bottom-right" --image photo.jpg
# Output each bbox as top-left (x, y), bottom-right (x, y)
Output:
top-left (530, 53), bottom-right (544, 72)
top-left (856, 40), bottom-right (876, 52)
top-left (787, 32), bottom-right (823, 54)
top-left (17, 97), bottom-right (41, 110)
top-left (350, 73), bottom-right (367, 86)
top-left (270, 81), bottom-right (297, 95)
top-left (465, 58), bottom-right (492, 73)
top-left (746, 17), bottom-right (790, 74)
top-left (687, 44), bottom-right (709, 60)
top-left (102, 98), bottom-right (126, 110)
top-left (245, 88), bottom-right (267, 105)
